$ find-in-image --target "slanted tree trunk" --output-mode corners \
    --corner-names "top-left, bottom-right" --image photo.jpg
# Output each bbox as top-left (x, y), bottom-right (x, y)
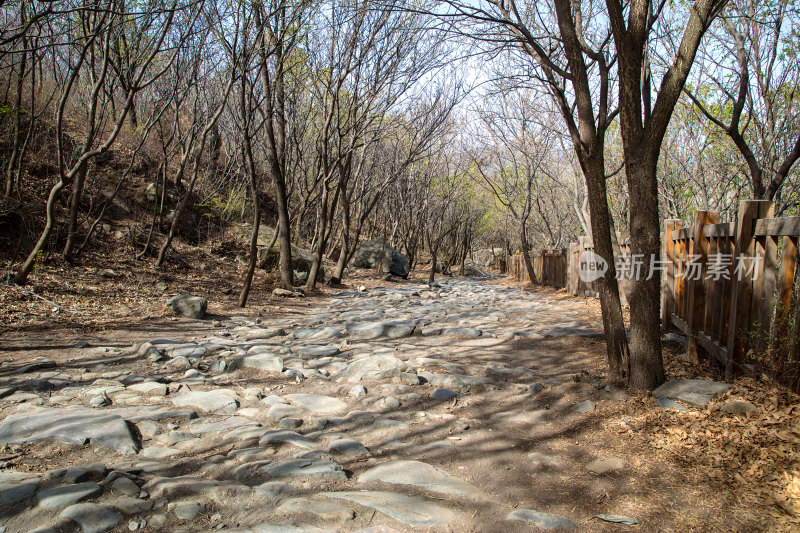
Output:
top-left (239, 72), bottom-right (261, 308)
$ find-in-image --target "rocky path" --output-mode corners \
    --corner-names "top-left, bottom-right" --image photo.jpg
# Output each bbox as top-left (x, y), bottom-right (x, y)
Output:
top-left (0, 279), bottom-right (732, 532)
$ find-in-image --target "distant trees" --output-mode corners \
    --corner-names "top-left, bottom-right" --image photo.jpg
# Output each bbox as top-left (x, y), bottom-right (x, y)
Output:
top-left (5, 0), bottom-right (800, 391)
top-left (688, 0), bottom-right (800, 209)
top-left (11, 0), bottom-right (193, 284)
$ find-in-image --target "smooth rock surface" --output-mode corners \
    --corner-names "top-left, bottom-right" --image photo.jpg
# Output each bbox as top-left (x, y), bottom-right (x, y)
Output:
top-left (60, 503), bottom-right (120, 533)
top-left (322, 491), bottom-right (452, 527)
top-left (38, 482), bottom-right (103, 510)
top-left (507, 509), bottom-right (575, 529)
top-left (652, 379), bottom-right (731, 407)
top-left (171, 390), bottom-right (239, 414)
top-left (0, 408), bottom-right (138, 455)
top-left (285, 394), bottom-right (348, 415)
top-left (359, 460), bottom-right (480, 497)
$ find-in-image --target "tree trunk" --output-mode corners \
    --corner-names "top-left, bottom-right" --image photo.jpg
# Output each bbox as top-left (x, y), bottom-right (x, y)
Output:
top-left (15, 179), bottom-right (67, 284)
top-left (625, 156), bottom-right (665, 389)
top-left (62, 161), bottom-right (89, 259)
top-left (239, 205), bottom-right (261, 307)
top-left (239, 75), bottom-right (260, 308)
top-left (585, 159), bottom-right (629, 380)
top-left (520, 223), bottom-right (538, 284)
top-left (5, 47), bottom-right (26, 197)
top-left (306, 184), bottom-right (330, 291)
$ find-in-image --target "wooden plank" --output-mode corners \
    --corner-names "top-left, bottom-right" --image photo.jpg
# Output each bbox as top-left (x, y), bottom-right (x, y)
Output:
top-left (720, 236), bottom-right (735, 345)
top-left (703, 235), bottom-right (720, 334)
top-left (751, 204), bottom-right (777, 352)
top-left (755, 232), bottom-right (778, 350)
top-left (726, 200), bottom-right (774, 378)
top-left (680, 236), bottom-right (690, 319)
top-left (754, 216), bottom-right (800, 237)
top-left (671, 314), bottom-right (689, 334)
top-left (697, 331), bottom-right (728, 365)
top-left (774, 237), bottom-right (798, 380)
top-left (662, 219), bottom-right (682, 333)
top-left (672, 227), bottom-right (693, 240)
top-left (687, 211), bottom-right (719, 363)
top-left (704, 222), bottom-right (735, 238)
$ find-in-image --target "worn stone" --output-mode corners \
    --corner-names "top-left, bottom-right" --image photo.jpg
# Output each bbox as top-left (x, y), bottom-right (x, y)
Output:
top-left (328, 439), bottom-right (369, 455)
top-left (110, 477), bottom-right (140, 496)
top-left (0, 407), bottom-right (138, 455)
top-left (170, 500), bottom-right (205, 520)
top-left (230, 353), bottom-right (284, 373)
top-left (38, 483), bottom-right (103, 510)
top-left (127, 382), bottom-right (168, 396)
top-left (0, 479), bottom-right (39, 505)
top-left (322, 491), bottom-right (452, 528)
top-left (359, 460), bottom-right (480, 497)
top-left (430, 388), bottom-right (458, 400)
top-left (255, 481), bottom-right (291, 499)
top-left (60, 503), bottom-right (120, 533)
top-left (258, 430), bottom-right (315, 449)
top-left (570, 400), bottom-right (595, 413)
top-left (260, 459), bottom-right (346, 480)
top-left (652, 379), bottom-right (731, 407)
top-left (285, 394), bottom-right (348, 415)
top-left (345, 321), bottom-right (416, 339)
top-left (656, 397), bottom-right (687, 410)
top-left (171, 390), bottom-right (239, 414)
top-left (333, 355), bottom-right (417, 384)
top-left (277, 498), bottom-right (355, 521)
top-left (506, 509), bottom-right (575, 530)
top-left (720, 400), bottom-right (758, 414)
top-left (268, 403), bottom-right (304, 420)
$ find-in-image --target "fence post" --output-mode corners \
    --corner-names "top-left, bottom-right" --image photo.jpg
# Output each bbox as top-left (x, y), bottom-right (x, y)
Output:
top-left (661, 219), bottom-right (682, 334)
top-left (774, 237), bottom-right (798, 381)
top-left (686, 211), bottom-right (719, 363)
top-left (753, 204), bottom-right (777, 354)
top-left (568, 242), bottom-right (578, 295)
top-left (726, 200), bottom-right (774, 378)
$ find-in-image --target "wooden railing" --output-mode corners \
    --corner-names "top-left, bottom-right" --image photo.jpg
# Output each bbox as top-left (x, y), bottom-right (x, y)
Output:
top-left (559, 200), bottom-right (800, 392)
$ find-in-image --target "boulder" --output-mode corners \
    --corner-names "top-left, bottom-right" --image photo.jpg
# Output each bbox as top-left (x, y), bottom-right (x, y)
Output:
top-left (166, 295), bottom-right (207, 319)
top-left (461, 259), bottom-right (487, 278)
top-left (472, 248), bottom-right (505, 268)
top-left (351, 237), bottom-right (409, 278)
top-left (234, 224), bottom-right (325, 281)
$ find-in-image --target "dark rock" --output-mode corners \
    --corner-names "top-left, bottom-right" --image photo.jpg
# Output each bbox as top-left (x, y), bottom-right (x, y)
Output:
top-left (166, 295), bottom-right (207, 319)
top-left (351, 237), bottom-right (410, 278)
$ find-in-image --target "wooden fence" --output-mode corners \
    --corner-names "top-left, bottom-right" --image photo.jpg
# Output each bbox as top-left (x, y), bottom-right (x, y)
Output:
top-left (662, 200), bottom-right (800, 390)
top-left (546, 199), bottom-right (800, 391)
top-left (506, 249), bottom-right (568, 288)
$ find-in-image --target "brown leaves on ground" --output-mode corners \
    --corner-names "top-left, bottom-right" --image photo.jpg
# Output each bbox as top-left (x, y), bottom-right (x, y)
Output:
top-left (616, 366), bottom-right (800, 531)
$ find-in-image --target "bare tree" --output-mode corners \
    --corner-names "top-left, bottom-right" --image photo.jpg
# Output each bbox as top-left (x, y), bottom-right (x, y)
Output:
top-left (687, 0), bottom-right (800, 208)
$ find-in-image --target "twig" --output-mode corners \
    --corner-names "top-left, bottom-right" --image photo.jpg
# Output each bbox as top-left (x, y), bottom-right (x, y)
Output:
top-left (623, 417), bottom-right (653, 443)
top-left (4, 281), bottom-right (70, 313)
